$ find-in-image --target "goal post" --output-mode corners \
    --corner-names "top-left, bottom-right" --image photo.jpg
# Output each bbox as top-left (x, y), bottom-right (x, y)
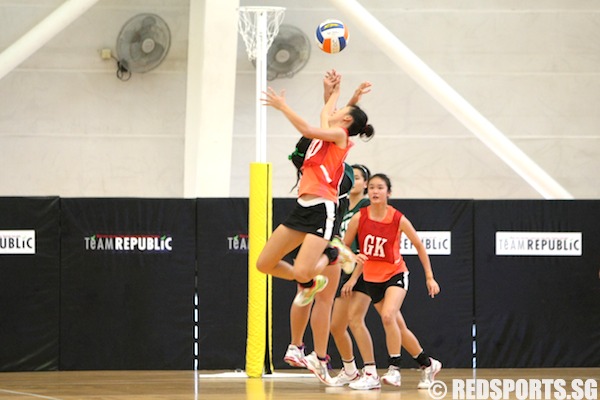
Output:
top-left (237, 6), bottom-right (285, 378)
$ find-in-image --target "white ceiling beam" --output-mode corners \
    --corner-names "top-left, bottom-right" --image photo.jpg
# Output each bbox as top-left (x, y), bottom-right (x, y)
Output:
top-left (329, 0), bottom-right (573, 199)
top-left (0, 0), bottom-right (99, 81)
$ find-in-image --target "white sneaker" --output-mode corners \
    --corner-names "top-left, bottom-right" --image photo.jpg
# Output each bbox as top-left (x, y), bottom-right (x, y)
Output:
top-left (330, 368), bottom-right (360, 386)
top-left (330, 236), bottom-right (356, 274)
top-left (418, 358), bottom-right (442, 389)
top-left (381, 366), bottom-right (401, 387)
top-left (283, 344), bottom-right (305, 368)
top-left (303, 351), bottom-right (334, 385)
top-left (349, 371), bottom-right (381, 390)
top-left (293, 275), bottom-right (328, 307)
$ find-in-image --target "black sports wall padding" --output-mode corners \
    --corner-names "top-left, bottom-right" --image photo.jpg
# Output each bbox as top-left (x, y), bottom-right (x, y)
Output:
top-left (0, 197), bottom-right (60, 371)
top-left (2, 197), bottom-right (599, 371)
top-left (59, 198), bottom-right (196, 370)
top-left (474, 200), bottom-right (600, 367)
top-left (197, 198), bottom-right (249, 370)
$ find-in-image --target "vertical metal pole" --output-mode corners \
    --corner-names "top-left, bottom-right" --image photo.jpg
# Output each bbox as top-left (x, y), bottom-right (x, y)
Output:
top-left (255, 11), bottom-right (268, 163)
top-left (247, 9), bottom-right (275, 378)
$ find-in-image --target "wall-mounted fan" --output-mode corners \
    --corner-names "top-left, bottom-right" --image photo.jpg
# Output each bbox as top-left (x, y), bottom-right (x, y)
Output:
top-left (253, 24), bottom-right (310, 81)
top-left (115, 13), bottom-right (171, 79)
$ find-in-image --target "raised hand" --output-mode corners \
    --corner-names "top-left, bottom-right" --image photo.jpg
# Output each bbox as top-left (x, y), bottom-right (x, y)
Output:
top-left (347, 81), bottom-right (372, 106)
top-left (261, 87), bottom-right (287, 110)
top-left (323, 69), bottom-right (341, 102)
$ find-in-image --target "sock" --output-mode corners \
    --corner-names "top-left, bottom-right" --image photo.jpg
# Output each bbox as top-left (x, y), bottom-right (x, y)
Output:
top-left (317, 354), bottom-right (332, 370)
top-left (298, 279), bottom-right (314, 289)
top-left (364, 362), bottom-right (377, 376)
top-left (342, 357), bottom-right (357, 375)
top-left (414, 351), bottom-right (432, 368)
top-left (388, 355), bottom-right (402, 369)
top-left (323, 246), bottom-right (339, 265)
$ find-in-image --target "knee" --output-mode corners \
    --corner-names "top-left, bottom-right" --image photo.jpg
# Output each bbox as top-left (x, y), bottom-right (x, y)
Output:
top-left (255, 254), bottom-right (272, 274)
top-left (330, 323), bottom-right (345, 337)
top-left (255, 260), bottom-right (266, 274)
top-left (348, 318), bottom-right (364, 332)
top-left (330, 321), bottom-right (346, 338)
top-left (293, 269), bottom-right (312, 284)
top-left (381, 312), bottom-right (396, 327)
top-left (315, 294), bottom-right (334, 310)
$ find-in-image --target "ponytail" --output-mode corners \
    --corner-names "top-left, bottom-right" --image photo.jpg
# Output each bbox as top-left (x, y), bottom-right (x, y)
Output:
top-left (347, 105), bottom-right (375, 141)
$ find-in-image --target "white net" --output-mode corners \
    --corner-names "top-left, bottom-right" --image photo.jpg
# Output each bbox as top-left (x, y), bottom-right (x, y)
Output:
top-left (238, 6), bottom-right (285, 60)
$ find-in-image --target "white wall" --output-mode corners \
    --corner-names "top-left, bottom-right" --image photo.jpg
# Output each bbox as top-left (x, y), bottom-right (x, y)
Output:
top-left (1, 0), bottom-right (599, 199)
top-left (0, 0), bottom-right (189, 197)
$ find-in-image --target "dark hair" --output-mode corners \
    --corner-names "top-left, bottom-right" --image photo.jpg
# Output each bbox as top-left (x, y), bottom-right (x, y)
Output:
top-left (351, 164), bottom-right (371, 194)
top-left (368, 173), bottom-right (392, 193)
top-left (289, 136), bottom-right (311, 170)
top-left (288, 136), bottom-right (311, 192)
top-left (347, 105), bottom-right (374, 141)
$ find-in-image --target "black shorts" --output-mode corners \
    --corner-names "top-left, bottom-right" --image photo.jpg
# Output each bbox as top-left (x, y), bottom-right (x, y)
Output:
top-left (336, 271), bottom-right (368, 298)
top-left (282, 198), bottom-right (337, 240)
top-left (365, 272), bottom-right (409, 304)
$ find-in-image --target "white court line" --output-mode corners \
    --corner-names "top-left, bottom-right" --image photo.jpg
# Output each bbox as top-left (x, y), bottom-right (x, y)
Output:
top-left (198, 371), bottom-right (314, 379)
top-left (0, 389), bottom-right (63, 400)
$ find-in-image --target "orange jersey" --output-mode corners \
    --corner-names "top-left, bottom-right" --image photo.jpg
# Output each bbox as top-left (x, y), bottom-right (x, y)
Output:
top-left (358, 205), bottom-right (408, 283)
top-left (298, 132), bottom-right (353, 203)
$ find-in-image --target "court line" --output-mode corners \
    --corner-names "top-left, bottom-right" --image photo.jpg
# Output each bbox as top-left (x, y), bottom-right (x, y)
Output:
top-left (0, 389), bottom-right (63, 400)
top-left (198, 371), bottom-right (315, 379)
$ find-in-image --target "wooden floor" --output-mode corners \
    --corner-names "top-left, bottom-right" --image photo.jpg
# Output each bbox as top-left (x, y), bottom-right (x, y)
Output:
top-left (0, 368), bottom-right (597, 399)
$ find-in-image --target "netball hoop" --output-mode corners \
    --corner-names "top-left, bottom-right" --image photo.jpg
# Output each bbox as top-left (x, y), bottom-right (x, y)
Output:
top-left (238, 7), bottom-right (285, 60)
top-left (238, 6), bottom-right (285, 379)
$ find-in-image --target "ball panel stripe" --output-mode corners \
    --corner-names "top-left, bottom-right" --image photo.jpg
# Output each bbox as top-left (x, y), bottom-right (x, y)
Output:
top-left (316, 28), bottom-right (324, 42)
top-left (316, 19), bottom-right (348, 54)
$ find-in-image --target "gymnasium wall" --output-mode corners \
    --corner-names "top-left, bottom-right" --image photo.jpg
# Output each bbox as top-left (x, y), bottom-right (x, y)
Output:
top-left (1, 197), bottom-right (599, 371)
top-left (1, 1), bottom-right (600, 199)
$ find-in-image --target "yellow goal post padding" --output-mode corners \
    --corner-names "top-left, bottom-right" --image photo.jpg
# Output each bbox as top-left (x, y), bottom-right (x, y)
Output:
top-left (246, 162), bottom-right (273, 377)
